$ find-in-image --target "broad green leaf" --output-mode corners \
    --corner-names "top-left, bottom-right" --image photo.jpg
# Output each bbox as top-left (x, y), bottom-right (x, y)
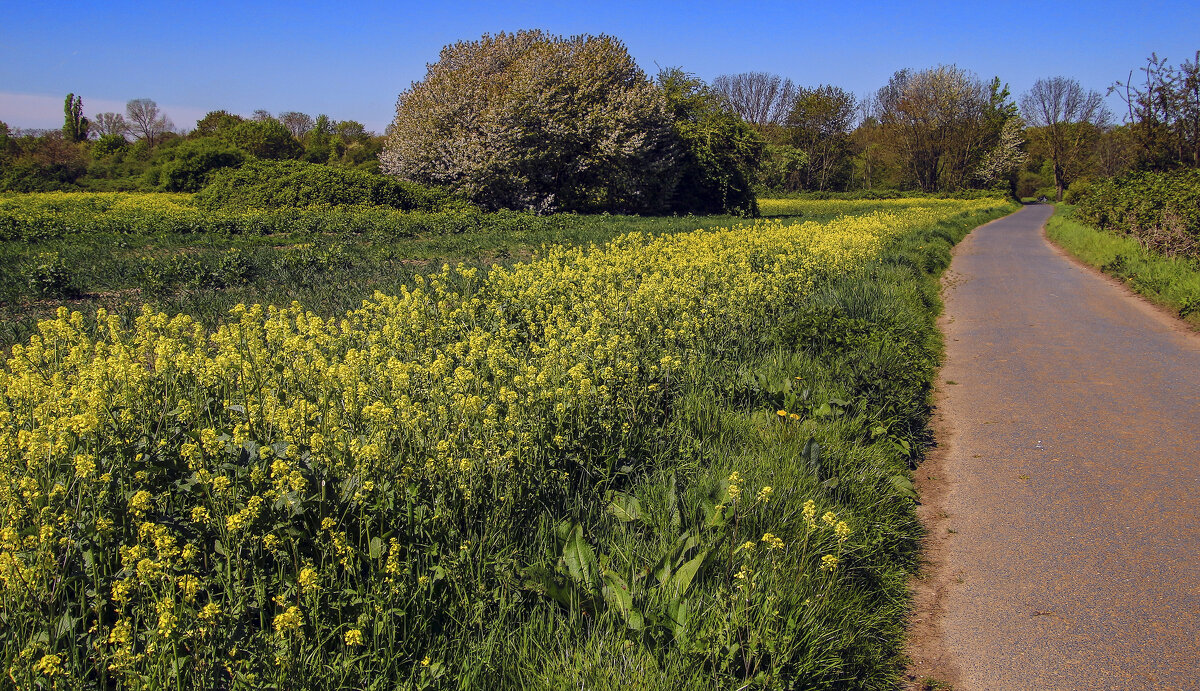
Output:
top-left (669, 549), bottom-right (707, 597)
top-left (606, 492), bottom-right (642, 522)
top-left (561, 525), bottom-right (598, 589)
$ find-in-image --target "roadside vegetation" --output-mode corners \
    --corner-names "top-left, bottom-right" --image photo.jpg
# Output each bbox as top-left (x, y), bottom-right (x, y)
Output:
top-left (0, 198), bottom-right (1013, 688)
top-left (1047, 204), bottom-right (1200, 328)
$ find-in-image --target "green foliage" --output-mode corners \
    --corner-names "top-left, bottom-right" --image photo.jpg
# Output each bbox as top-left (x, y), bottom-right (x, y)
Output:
top-left (1073, 169), bottom-right (1200, 257)
top-left (23, 250), bottom-right (78, 298)
top-left (382, 30), bottom-right (677, 213)
top-left (147, 139), bottom-right (247, 192)
top-left (192, 110), bottom-right (245, 138)
top-left (223, 119), bottom-right (303, 160)
top-left (195, 160), bottom-right (458, 211)
top-left (786, 85), bottom-right (858, 191)
top-left (657, 68), bottom-right (764, 216)
top-left (92, 134), bottom-right (129, 159)
top-left (62, 93), bottom-right (89, 143)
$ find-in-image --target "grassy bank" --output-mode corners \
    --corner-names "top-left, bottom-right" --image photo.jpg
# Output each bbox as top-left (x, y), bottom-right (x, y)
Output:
top-left (0, 198), bottom-right (1015, 688)
top-left (1046, 205), bottom-right (1200, 328)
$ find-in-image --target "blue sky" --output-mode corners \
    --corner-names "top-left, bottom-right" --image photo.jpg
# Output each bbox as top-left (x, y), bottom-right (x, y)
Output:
top-left (2, 0), bottom-right (1197, 134)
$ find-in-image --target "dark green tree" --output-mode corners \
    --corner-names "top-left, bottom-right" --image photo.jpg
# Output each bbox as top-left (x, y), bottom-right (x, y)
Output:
top-left (193, 110), bottom-right (244, 138)
top-left (224, 119), bottom-right (303, 160)
top-left (63, 93), bottom-right (89, 143)
top-left (658, 68), bottom-right (764, 216)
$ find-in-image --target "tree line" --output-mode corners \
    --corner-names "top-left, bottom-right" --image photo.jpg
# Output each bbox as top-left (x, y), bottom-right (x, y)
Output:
top-left (2, 32), bottom-right (1196, 211)
top-left (0, 98), bottom-right (384, 193)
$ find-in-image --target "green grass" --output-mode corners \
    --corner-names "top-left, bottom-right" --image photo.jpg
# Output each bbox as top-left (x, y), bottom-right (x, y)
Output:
top-left (1046, 205), bottom-right (1200, 327)
top-left (0, 193), bottom-right (907, 348)
top-left (0, 194), bottom-right (1016, 688)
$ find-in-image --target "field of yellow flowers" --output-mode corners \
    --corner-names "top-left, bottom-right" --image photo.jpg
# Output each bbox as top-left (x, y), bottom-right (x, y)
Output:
top-left (0, 198), bottom-right (1012, 688)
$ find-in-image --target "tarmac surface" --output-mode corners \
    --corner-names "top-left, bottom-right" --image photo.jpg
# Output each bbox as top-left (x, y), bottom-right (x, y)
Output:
top-left (929, 204), bottom-right (1200, 690)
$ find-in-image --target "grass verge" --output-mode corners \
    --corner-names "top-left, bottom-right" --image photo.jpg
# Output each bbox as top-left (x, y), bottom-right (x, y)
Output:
top-left (1046, 205), bottom-right (1200, 328)
top-left (0, 199), bottom-right (1014, 688)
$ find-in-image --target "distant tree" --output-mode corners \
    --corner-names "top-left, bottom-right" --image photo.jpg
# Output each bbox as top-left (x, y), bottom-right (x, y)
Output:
top-left (711, 72), bottom-right (796, 129)
top-left (251, 109), bottom-right (274, 122)
top-left (382, 30), bottom-right (677, 213)
top-left (125, 99), bottom-right (173, 146)
top-left (302, 114), bottom-right (333, 163)
top-left (974, 115), bottom-right (1027, 192)
top-left (92, 112), bottom-right (129, 138)
top-left (193, 110), bottom-right (244, 138)
top-left (1112, 51), bottom-right (1200, 169)
top-left (875, 66), bottom-right (1014, 192)
top-left (657, 67), bottom-right (763, 215)
top-left (91, 133), bottom-right (129, 158)
top-left (148, 138), bottom-right (246, 191)
top-left (787, 85), bottom-right (857, 190)
top-left (1021, 77), bottom-right (1109, 200)
top-left (62, 93), bottom-right (89, 143)
top-left (849, 96), bottom-right (890, 190)
top-left (278, 111), bottom-right (314, 138)
top-left (225, 119), bottom-right (303, 160)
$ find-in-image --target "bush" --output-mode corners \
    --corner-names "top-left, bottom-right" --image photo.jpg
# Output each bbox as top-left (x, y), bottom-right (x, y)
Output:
top-left (224, 119), bottom-right (303, 160)
top-left (1074, 169), bottom-right (1200, 257)
top-left (147, 138), bottom-right (246, 192)
top-left (194, 160), bottom-right (460, 211)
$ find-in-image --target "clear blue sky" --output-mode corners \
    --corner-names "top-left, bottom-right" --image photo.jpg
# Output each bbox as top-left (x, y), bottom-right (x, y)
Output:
top-left (2, 0), bottom-right (1197, 134)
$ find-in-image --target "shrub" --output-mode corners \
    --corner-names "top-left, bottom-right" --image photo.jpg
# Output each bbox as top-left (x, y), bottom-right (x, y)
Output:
top-left (194, 160), bottom-right (459, 211)
top-left (1074, 169), bottom-right (1200, 257)
top-left (147, 138), bottom-right (246, 192)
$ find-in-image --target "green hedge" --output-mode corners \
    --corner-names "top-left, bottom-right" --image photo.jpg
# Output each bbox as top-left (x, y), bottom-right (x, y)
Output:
top-left (194, 160), bottom-right (465, 212)
top-left (1074, 170), bottom-right (1200, 256)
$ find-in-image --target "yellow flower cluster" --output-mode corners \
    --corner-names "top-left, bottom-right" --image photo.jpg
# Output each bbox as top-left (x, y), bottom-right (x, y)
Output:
top-left (0, 200), bottom-right (996, 680)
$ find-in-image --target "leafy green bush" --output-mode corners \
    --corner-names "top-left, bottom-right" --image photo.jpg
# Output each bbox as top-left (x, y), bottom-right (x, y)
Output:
top-left (195, 160), bottom-right (461, 212)
top-left (147, 138), bottom-right (247, 192)
top-left (1074, 170), bottom-right (1200, 257)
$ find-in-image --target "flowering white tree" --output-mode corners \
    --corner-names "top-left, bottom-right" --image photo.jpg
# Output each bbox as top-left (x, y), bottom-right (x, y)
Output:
top-left (382, 30), bottom-right (677, 213)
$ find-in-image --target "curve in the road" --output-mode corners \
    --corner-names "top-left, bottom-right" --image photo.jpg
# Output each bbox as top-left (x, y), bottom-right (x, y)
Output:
top-left (918, 204), bottom-right (1200, 690)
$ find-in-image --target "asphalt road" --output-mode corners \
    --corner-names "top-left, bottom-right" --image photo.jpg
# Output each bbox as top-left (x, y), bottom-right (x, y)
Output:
top-left (935, 204), bottom-right (1200, 690)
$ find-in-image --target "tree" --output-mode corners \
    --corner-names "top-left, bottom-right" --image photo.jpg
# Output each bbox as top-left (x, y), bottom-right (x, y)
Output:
top-left (711, 72), bottom-right (795, 130)
top-left (251, 109), bottom-right (274, 122)
top-left (225, 119), bottom-right (303, 160)
top-left (657, 68), bottom-right (763, 215)
top-left (974, 115), bottom-right (1027, 193)
top-left (278, 111), bottom-right (314, 138)
top-left (92, 112), bottom-right (129, 138)
top-left (1021, 77), bottom-right (1109, 200)
top-left (1112, 51), bottom-right (1200, 170)
top-left (875, 66), bottom-right (1013, 192)
top-left (193, 110), bottom-right (244, 138)
top-left (62, 93), bottom-right (89, 143)
top-left (125, 99), bottom-right (173, 146)
top-left (147, 139), bottom-right (246, 191)
top-left (382, 30), bottom-right (677, 213)
top-left (787, 85), bottom-right (857, 190)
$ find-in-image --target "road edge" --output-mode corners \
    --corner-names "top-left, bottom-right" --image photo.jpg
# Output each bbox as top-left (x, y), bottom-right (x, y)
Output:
top-left (901, 206), bottom-right (1024, 691)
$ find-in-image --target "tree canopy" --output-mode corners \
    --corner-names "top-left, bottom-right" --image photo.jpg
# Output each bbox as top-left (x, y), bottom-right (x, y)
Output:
top-left (382, 30), bottom-right (678, 213)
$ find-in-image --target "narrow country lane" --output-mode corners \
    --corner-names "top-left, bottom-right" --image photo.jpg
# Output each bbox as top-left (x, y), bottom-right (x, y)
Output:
top-left (928, 204), bottom-right (1200, 690)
